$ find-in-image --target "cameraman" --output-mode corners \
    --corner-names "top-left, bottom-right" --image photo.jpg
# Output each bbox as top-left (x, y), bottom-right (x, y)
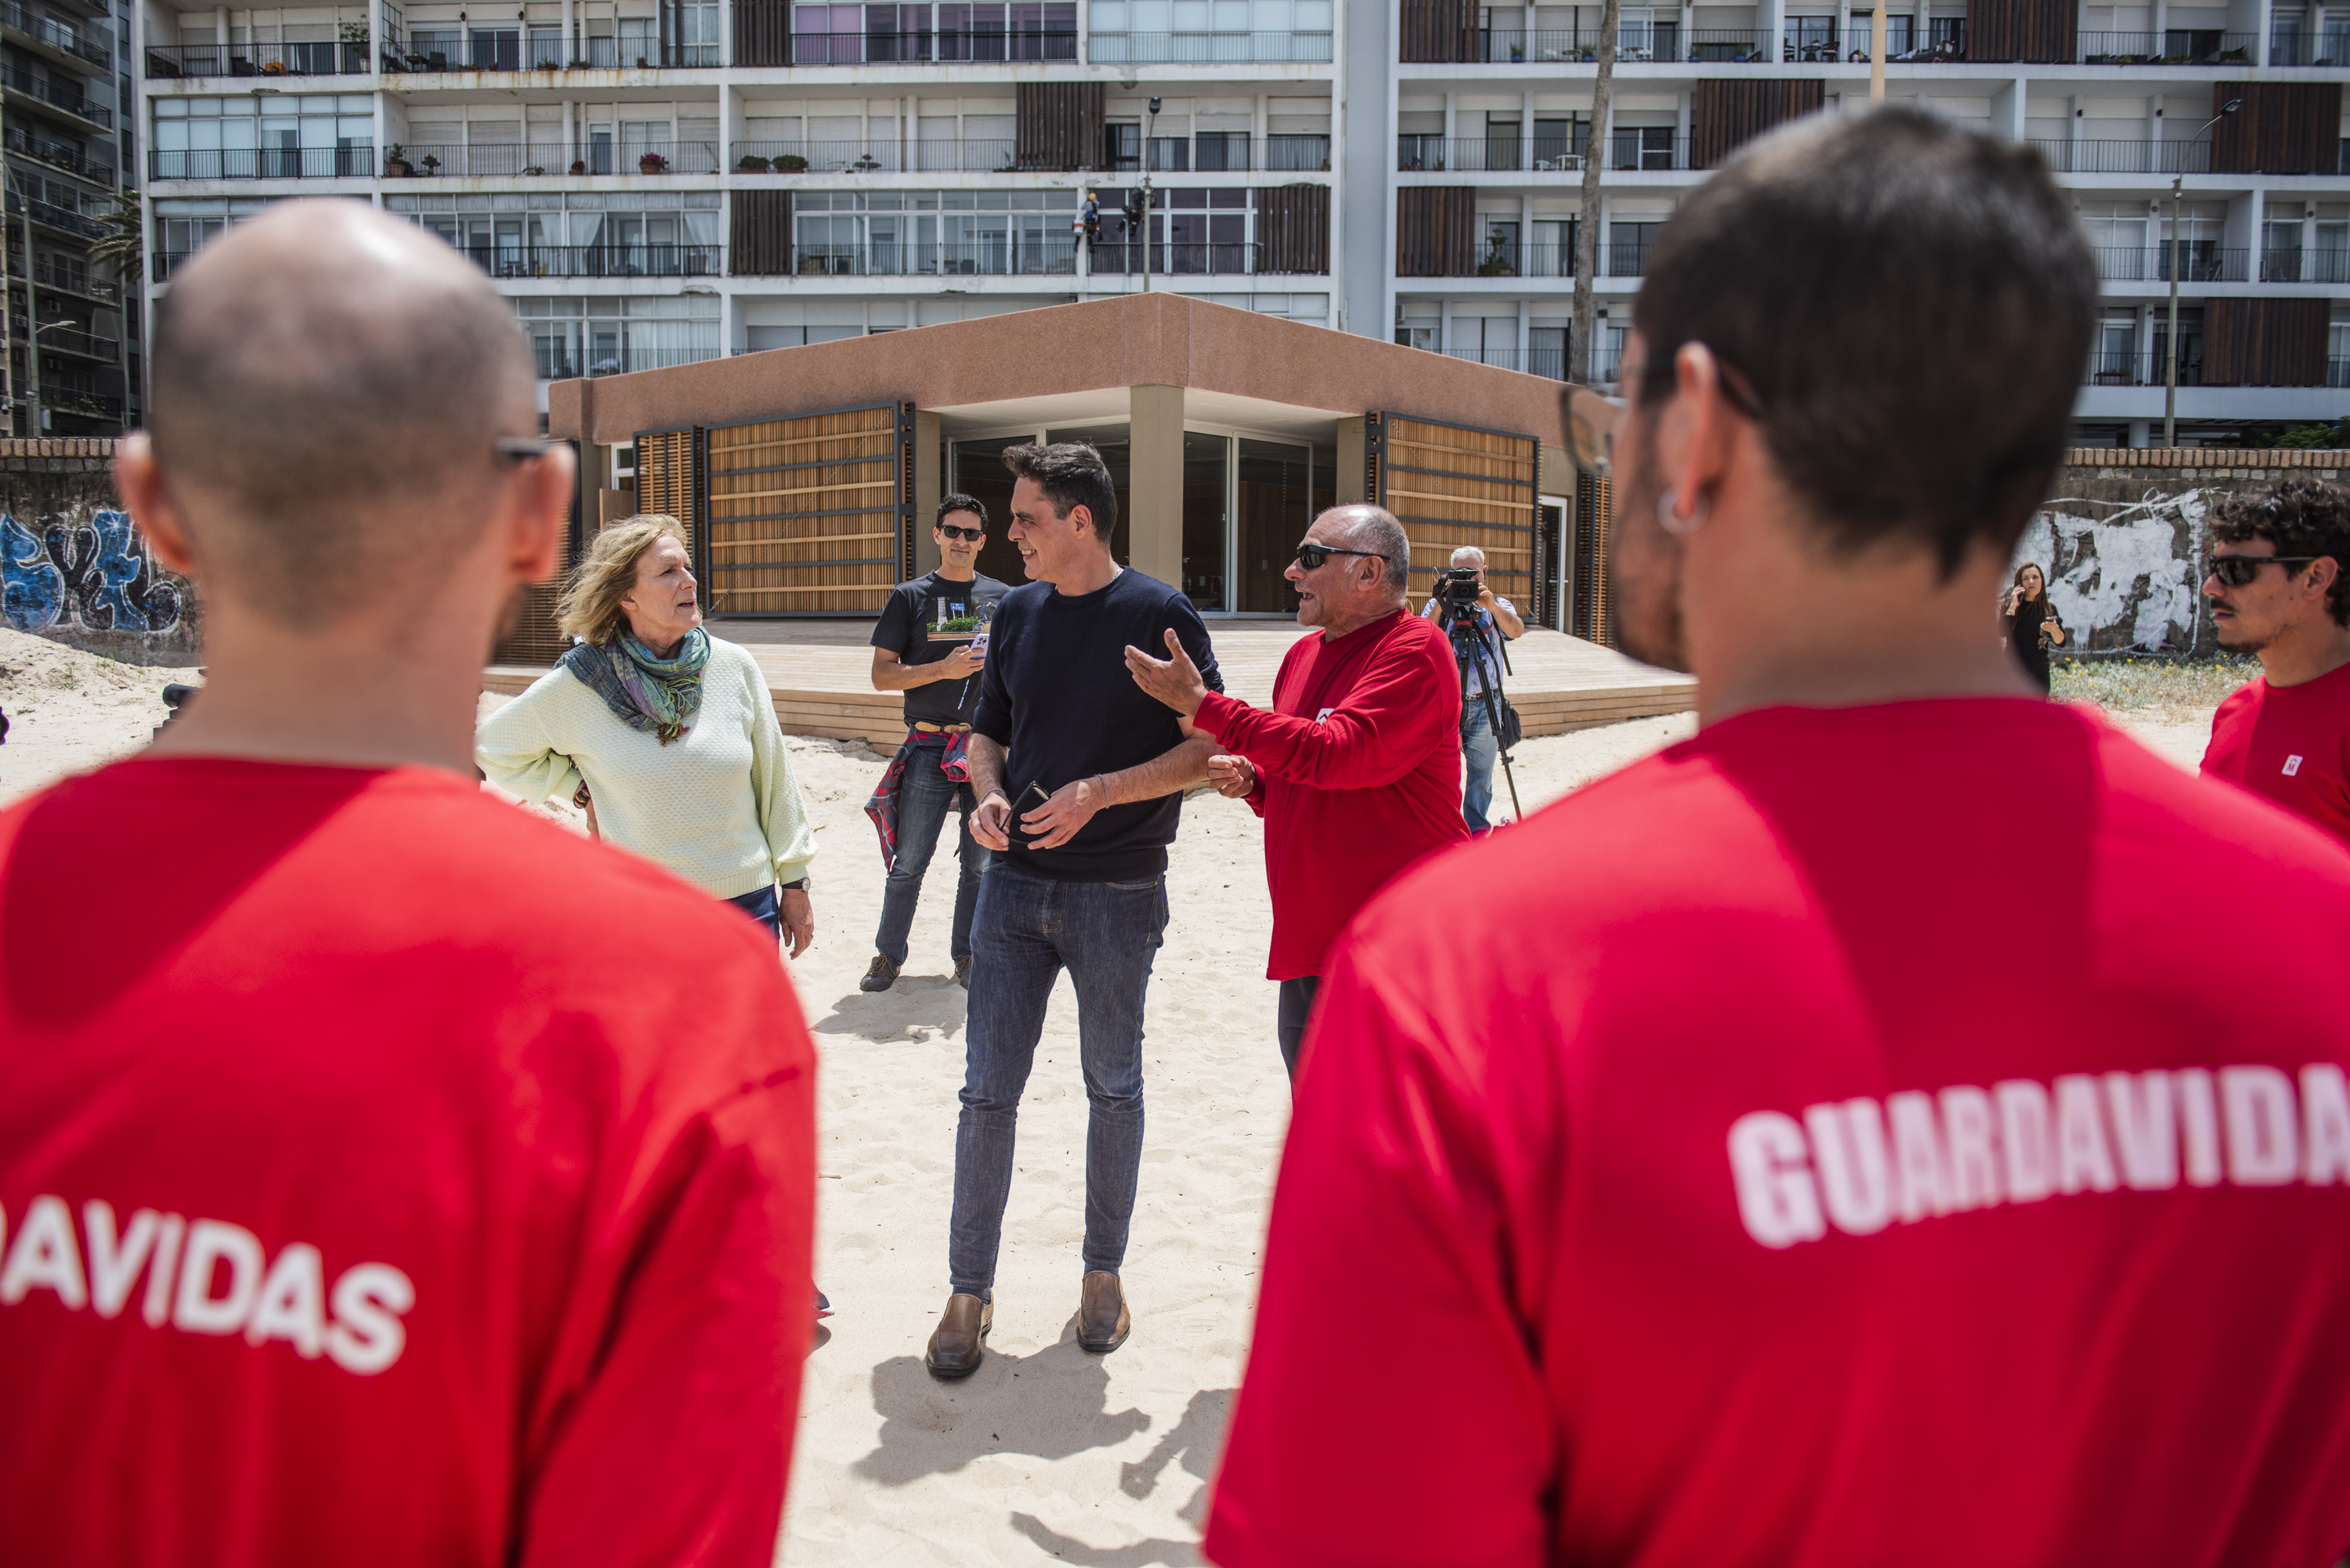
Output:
top-left (1419, 546), bottom-right (1524, 830)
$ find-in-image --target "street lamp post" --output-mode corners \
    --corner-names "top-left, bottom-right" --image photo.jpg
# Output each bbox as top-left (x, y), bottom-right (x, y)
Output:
top-left (1141, 96), bottom-right (1159, 293)
top-left (2164, 97), bottom-right (2240, 447)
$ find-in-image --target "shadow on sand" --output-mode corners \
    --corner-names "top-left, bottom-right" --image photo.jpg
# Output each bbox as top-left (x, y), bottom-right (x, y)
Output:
top-left (851, 1318), bottom-right (1154, 1486)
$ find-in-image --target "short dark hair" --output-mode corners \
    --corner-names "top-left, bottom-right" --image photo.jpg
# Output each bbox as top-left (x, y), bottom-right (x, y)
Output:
top-left (2207, 479), bottom-right (2350, 627)
top-left (1633, 107), bottom-right (2096, 576)
top-left (936, 492), bottom-right (988, 529)
top-left (1001, 442), bottom-right (1118, 541)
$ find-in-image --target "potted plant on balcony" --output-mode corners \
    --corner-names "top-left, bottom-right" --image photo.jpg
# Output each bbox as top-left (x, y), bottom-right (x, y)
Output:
top-left (774, 152), bottom-right (808, 172)
top-left (569, 157), bottom-right (589, 175)
top-left (419, 152), bottom-right (441, 175)
top-left (383, 142), bottom-right (410, 177)
top-left (736, 153), bottom-right (772, 172)
top-left (638, 150), bottom-right (669, 174)
top-left (522, 162), bottom-right (546, 175)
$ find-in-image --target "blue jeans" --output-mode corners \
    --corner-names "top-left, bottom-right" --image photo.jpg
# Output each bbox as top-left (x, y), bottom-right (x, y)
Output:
top-left (1275, 975), bottom-right (1321, 1082)
top-left (948, 860), bottom-right (1168, 1300)
top-left (873, 742), bottom-right (989, 963)
top-left (726, 883), bottom-right (780, 936)
top-left (1461, 694), bottom-right (1499, 832)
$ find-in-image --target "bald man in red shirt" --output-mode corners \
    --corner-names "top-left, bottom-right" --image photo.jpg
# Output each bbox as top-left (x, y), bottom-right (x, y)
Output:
top-left (2200, 479), bottom-right (2350, 847)
top-left (0, 201), bottom-right (815, 1567)
top-left (1126, 504), bottom-right (1466, 1079)
top-left (1206, 110), bottom-right (2350, 1568)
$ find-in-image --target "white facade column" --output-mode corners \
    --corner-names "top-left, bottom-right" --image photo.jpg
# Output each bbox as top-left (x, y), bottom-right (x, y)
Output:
top-left (1517, 294), bottom-right (1530, 370)
top-left (1521, 89), bottom-right (1535, 168)
top-left (1440, 295), bottom-right (1453, 355)
top-left (2068, 96), bottom-right (2082, 164)
top-left (2303, 203), bottom-right (2319, 284)
top-left (561, 0), bottom-right (573, 56)
top-left (1254, 91), bottom-right (1268, 171)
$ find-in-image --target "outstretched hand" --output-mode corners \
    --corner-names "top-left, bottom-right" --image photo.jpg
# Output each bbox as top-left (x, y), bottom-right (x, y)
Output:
top-left (1206, 753), bottom-right (1257, 799)
top-left (1123, 628), bottom-right (1209, 717)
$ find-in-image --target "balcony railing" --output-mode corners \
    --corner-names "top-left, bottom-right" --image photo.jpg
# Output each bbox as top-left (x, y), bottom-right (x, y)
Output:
top-left (2077, 29), bottom-right (2254, 62)
top-left (4, 125), bottom-right (113, 182)
top-left (9, 193), bottom-right (107, 237)
top-left (2083, 349), bottom-right (2200, 387)
top-left (31, 257), bottom-right (103, 294)
top-left (533, 344), bottom-right (720, 379)
top-left (1087, 30), bottom-right (1331, 62)
top-left (38, 385), bottom-right (123, 420)
top-left (1101, 133), bottom-right (1329, 172)
top-left (143, 42), bottom-right (371, 76)
top-left (2262, 248), bottom-right (2350, 284)
top-left (1444, 346), bottom-right (1571, 379)
top-left (734, 138), bottom-right (1012, 174)
top-left (786, 27), bottom-right (1073, 63)
top-left (0, 1), bottom-right (111, 66)
top-left (382, 39), bottom-right (717, 70)
top-left (2331, 357), bottom-right (2350, 390)
top-left (2025, 138), bottom-right (2210, 174)
top-left (0, 63), bottom-right (112, 125)
top-left (151, 146), bottom-right (375, 180)
top-left (1088, 240), bottom-right (1289, 276)
top-left (2269, 30), bottom-right (2349, 64)
top-left (1398, 135), bottom-right (1587, 173)
top-left (2092, 245), bottom-right (2248, 283)
top-left (16, 318), bottom-right (118, 359)
top-left (453, 242), bottom-right (722, 279)
top-left (1454, 241), bottom-right (1575, 276)
top-left (788, 238), bottom-right (1079, 276)
top-left (390, 142), bottom-right (721, 176)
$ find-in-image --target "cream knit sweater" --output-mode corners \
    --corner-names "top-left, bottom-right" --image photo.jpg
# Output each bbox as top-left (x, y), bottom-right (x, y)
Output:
top-left (476, 637), bottom-right (815, 901)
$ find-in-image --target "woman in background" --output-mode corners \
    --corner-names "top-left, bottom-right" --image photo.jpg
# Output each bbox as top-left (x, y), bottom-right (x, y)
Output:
top-left (2001, 561), bottom-right (2066, 693)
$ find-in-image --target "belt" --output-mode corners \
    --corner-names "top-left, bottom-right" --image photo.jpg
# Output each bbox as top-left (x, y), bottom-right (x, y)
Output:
top-left (911, 722), bottom-right (971, 734)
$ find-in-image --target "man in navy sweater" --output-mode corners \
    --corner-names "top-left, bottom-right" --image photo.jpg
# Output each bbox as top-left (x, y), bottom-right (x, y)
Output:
top-left (924, 440), bottom-right (1224, 1378)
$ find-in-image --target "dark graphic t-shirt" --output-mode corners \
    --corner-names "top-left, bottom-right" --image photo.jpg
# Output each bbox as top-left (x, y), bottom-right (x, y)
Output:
top-left (871, 571), bottom-right (1010, 727)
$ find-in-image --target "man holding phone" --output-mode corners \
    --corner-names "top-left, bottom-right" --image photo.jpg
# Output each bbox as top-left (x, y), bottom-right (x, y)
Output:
top-left (862, 493), bottom-right (1010, 991)
top-left (924, 441), bottom-right (1222, 1378)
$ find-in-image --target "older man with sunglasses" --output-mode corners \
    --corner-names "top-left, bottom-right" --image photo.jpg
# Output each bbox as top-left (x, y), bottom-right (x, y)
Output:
top-left (862, 493), bottom-right (1012, 991)
top-left (1126, 505), bottom-right (1465, 1081)
top-left (2200, 479), bottom-right (2350, 848)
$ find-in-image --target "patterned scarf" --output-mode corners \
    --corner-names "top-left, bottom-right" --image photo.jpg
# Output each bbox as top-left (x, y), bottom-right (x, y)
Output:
top-left (562, 627), bottom-right (710, 745)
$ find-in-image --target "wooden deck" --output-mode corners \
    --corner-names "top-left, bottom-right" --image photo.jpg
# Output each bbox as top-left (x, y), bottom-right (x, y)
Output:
top-left (485, 620), bottom-right (1694, 749)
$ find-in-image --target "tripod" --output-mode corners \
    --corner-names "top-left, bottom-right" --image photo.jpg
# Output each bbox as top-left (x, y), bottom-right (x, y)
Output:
top-left (1448, 608), bottom-right (1524, 823)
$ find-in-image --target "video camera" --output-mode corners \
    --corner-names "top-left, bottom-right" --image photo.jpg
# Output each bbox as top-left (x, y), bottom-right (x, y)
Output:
top-left (1434, 566), bottom-right (1484, 623)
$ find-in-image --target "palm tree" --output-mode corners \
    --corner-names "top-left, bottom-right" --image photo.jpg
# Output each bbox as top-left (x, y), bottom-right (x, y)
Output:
top-left (89, 190), bottom-right (143, 293)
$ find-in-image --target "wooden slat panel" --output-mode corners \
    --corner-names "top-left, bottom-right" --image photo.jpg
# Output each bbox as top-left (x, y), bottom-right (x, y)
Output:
top-left (1376, 415), bottom-right (1540, 605)
top-left (731, 189), bottom-right (792, 276)
top-left (1396, 187), bottom-right (1476, 276)
top-left (633, 429), bottom-right (697, 558)
top-left (1398, 0), bottom-right (1476, 61)
top-left (1691, 79), bottom-right (1827, 168)
top-left (2212, 82), bottom-right (2342, 175)
top-left (1258, 182), bottom-right (1330, 273)
top-left (733, 0), bottom-right (790, 64)
top-left (1014, 81), bottom-right (1104, 172)
top-left (1969, 0), bottom-right (2076, 62)
top-left (707, 405), bottom-right (903, 615)
top-left (1572, 470), bottom-right (1614, 648)
top-left (2205, 297), bottom-right (2332, 386)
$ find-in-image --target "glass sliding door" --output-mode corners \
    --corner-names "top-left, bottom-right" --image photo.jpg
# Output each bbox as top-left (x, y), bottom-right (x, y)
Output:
top-left (1236, 439), bottom-right (1311, 612)
top-left (1181, 432), bottom-right (1229, 612)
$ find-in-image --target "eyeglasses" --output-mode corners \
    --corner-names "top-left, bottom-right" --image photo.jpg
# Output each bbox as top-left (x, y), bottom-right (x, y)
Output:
top-left (938, 524), bottom-right (985, 542)
top-left (496, 436), bottom-right (552, 464)
top-left (1292, 544), bottom-right (1381, 571)
top-left (2206, 553), bottom-right (2325, 587)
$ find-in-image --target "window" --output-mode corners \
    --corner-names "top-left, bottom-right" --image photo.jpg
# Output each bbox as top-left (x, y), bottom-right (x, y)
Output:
top-left (795, 3), bottom-right (1075, 63)
top-left (1194, 130), bottom-right (1249, 171)
top-left (150, 94), bottom-right (372, 179)
top-left (514, 296), bottom-right (719, 379)
top-left (2090, 310), bottom-right (2138, 383)
top-left (790, 189), bottom-right (1076, 276)
top-left (1089, 185), bottom-right (1254, 276)
top-left (385, 192), bottom-right (722, 278)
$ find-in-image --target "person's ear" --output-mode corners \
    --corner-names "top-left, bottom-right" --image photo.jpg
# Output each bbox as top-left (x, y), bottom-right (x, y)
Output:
top-left (504, 443), bottom-right (573, 585)
top-left (2305, 555), bottom-right (2340, 603)
top-left (112, 432), bottom-right (200, 577)
top-left (1656, 341), bottom-right (1733, 527)
top-left (1069, 504), bottom-right (1094, 540)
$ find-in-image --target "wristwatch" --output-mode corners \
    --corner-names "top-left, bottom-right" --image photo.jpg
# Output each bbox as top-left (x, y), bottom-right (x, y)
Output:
top-left (779, 878), bottom-right (808, 891)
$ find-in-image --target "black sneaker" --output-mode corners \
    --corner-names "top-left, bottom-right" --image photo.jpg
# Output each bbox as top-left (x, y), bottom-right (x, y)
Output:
top-left (859, 955), bottom-right (900, 992)
top-left (954, 956), bottom-right (973, 988)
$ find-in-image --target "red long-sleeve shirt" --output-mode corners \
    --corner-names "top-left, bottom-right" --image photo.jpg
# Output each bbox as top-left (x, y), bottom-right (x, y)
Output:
top-left (1193, 609), bottom-right (1467, 981)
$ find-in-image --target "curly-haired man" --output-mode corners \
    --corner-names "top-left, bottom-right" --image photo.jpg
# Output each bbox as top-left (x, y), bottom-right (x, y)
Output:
top-left (2200, 478), bottom-right (2350, 846)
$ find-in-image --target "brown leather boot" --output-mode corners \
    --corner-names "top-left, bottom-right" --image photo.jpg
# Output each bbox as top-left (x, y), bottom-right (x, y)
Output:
top-left (1077, 1270), bottom-right (1130, 1353)
top-left (924, 1293), bottom-right (991, 1378)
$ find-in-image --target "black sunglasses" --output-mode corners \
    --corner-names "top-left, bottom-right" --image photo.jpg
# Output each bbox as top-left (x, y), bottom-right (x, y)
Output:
top-left (1293, 544), bottom-right (1380, 571)
top-left (496, 436), bottom-right (551, 464)
top-left (2207, 553), bottom-right (2324, 587)
top-left (938, 523), bottom-right (985, 542)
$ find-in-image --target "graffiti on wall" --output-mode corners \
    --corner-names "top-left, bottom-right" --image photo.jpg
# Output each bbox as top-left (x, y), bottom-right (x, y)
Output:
top-left (2015, 487), bottom-right (2214, 654)
top-left (1, 509), bottom-right (183, 636)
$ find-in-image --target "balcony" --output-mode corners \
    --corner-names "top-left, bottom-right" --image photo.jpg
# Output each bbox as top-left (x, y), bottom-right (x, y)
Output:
top-left (151, 146), bottom-right (375, 181)
top-left (2083, 349), bottom-right (2199, 386)
top-left (31, 256), bottom-right (107, 296)
top-left (2332, 357), bottom-right (2350, 390)
top-left (14, 316), bottom-right (118, 359)
top-left (2092, 245), bottom-right (2248, 283)
top-left (789, 237), bottom-right (1078, 276)
top-left (2025, 138), bottom-right (2210, 174)
top-left (1444, 346), bottom-right (1570, 379)
top-left (35, 374), bottom-right (123, 419)
top-left (453, 242), bottom-right (722, 279)
top-left (0, 63), bottom-right (112, 128)
top-left (392, 142), bottom-right (721, 177)
top-left (0, 1), bottom-right (110, 68)
top-left (2269, 29), bottom-right (2349, 64)
top-left (1397, 133), bottom-right (1687, 173)
top-left (784, 27), bottom-right (1073, 63)
top-left (8, 193), bottom-right (107, 238)
top-left (2261, 249), bottom-right (2350, 284)
top-left (1089, 240), bottom-right (1302, 276)
top-left (143, 41), bottom-right (371, 77)
top-left (3, 125), bottom-right (113, 183)
top-left (534, 344), bottom-right (719, 378)
top-left (1087, 30), bottom-right (1331, 63)
top-left (2076, 29), bottom-right (2254, 63)
top-left (382, 38), bottom-right (718, 70)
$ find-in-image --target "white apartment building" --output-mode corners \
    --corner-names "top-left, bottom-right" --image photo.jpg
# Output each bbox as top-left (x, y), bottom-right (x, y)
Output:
top-left (135, 0), bottom-right (2347, 443)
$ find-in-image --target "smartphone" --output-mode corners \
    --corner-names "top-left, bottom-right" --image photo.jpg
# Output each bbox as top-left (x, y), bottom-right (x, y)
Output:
top-left (1007, 780), bottom-right (1051, 849)
top-left (967, 630), bottom-right (990, 658)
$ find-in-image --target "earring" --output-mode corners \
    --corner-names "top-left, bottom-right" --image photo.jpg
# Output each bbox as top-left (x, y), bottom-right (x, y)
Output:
top-left (1658, 490), bottom-right (1710, 536)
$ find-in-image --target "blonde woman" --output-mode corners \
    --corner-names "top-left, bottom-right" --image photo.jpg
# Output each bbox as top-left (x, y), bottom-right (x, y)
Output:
top-left (478, 515), bottom-right (817, 954)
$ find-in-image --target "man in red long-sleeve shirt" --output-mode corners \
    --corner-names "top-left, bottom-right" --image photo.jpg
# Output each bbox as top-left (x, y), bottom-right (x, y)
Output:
top-left (1126, 504), bottom-right (1465, 1078)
